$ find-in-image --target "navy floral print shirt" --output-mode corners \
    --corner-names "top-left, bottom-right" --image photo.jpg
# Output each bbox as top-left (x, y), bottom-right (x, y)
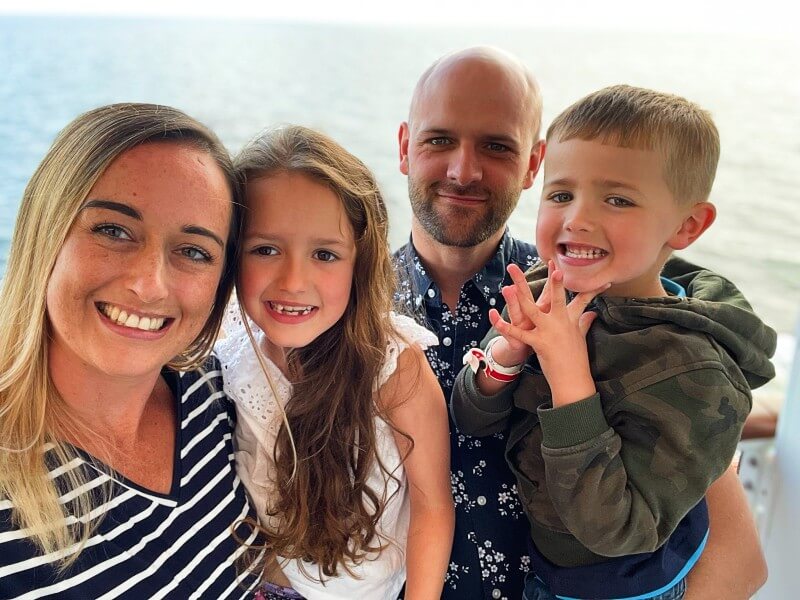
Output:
top-left (394, 231), bottom-right (538, 600)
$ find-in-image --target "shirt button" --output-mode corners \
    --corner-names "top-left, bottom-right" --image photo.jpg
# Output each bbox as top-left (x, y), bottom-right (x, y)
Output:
top-left (442, 337), bottom-right (452, 347)
top-left (492, 589), bottom-right (502, 599)
top-left (489, 297), bottom-right (497, 306)
top-left (477, 495), bottom-right (487, 506)
top-left (427, 288), bottom-right (436, 298)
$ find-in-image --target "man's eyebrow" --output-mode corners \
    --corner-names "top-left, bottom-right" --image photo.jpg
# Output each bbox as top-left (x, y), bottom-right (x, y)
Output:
top-left (481, 134), bottom-right (520, 147)
top-left (182, 225), bottom-right (224, 248)
top-left (417, 128), bottom-right (452, 137)
top-left (81, 199), bottom-right (141, 220)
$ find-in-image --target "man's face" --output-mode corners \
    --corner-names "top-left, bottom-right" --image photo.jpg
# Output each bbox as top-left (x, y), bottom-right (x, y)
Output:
top-left (399, 61), bottom-right (543, 247)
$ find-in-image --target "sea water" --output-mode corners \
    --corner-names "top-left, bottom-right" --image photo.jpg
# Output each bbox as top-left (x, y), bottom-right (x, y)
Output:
top-left (1, 16), bottom-right (798, 354)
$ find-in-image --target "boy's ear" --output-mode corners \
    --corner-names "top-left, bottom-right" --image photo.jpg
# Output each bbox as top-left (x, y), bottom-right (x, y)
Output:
top-left (669, 201), bottom-right (717, 250)
top-left (398, 122), bottom-right (410, 176)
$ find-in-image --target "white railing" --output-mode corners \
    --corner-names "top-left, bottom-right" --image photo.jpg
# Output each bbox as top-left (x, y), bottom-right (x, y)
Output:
top-left (752, 318), bottom-right (800, 599)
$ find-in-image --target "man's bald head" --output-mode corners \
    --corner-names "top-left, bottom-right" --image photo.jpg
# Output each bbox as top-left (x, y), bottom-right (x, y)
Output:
top-left (399, 47), bottom-right (545, 248)
top-left (409, 46), bottom-right (542, 142)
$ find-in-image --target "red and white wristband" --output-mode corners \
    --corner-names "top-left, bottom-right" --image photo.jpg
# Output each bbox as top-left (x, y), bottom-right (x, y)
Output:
top-left (463, 337), bottom-right (524, 383)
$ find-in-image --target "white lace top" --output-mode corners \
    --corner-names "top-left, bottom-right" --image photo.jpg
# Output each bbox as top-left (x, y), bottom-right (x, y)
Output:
top-left (214, 301), bottom-right (438, 600)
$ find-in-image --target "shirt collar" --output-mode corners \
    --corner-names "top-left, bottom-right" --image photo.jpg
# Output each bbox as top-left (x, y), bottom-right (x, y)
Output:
top-left (400, 228), bottom-right (517, 304)
top-left (470, 228), bottom-right (515, 299)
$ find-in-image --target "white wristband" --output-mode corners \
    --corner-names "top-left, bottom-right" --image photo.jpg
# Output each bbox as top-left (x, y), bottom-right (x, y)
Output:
top-left (484, 337), bottom-right (524, 376)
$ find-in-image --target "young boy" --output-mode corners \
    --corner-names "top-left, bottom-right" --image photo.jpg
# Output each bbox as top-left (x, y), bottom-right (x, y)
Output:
top-left (450, 85), bottom-right (777, 600)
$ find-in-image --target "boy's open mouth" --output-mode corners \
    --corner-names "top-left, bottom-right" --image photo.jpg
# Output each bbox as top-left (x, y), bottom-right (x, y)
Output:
top-left (560, 244), bottom-right (608, 260)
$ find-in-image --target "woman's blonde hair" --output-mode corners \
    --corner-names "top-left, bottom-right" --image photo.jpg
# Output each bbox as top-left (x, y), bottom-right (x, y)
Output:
top-left (234, 125), bottom-right (401, 579)
top-left (0, 103), bottom-right (242, 565)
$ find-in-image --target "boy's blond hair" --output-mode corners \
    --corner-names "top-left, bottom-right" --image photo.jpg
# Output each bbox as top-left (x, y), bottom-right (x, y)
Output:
top-left (546, 84), bottom-right (720, 204)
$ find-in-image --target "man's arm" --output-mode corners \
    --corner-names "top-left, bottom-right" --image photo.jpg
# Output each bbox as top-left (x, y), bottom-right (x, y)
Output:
top-left (684, 464), bottom-right (767, 599)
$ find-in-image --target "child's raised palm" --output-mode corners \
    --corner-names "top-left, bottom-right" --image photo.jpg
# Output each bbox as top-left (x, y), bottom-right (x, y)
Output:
top-left (490, 261), bottom-right (608, 405)
top-left (487, 264), bottom-right (549, 366)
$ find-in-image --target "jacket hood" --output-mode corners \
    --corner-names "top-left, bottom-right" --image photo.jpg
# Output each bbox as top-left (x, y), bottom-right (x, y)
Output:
top-left (527, 256), bottom-right (778, 389)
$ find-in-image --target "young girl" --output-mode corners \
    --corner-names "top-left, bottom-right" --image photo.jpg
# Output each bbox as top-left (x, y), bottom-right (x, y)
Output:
top-left (215, 125), bottom-right (454, 600)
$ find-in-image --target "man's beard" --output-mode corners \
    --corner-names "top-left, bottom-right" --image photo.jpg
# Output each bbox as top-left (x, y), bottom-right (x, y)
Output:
top-left (408, 179), bottom-right (520, 248)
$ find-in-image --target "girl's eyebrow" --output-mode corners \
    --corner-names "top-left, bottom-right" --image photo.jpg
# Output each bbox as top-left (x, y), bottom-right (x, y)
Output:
top-left (245, 232), bottom-right (349, 247)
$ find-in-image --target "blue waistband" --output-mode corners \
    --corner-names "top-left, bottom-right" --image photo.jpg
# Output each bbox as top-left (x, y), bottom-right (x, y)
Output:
top-left (528, 498), bottom-right (709, 599)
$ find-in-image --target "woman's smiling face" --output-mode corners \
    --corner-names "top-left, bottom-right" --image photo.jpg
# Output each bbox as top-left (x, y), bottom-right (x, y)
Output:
top-left (46, 141), bottom-right (232, 382)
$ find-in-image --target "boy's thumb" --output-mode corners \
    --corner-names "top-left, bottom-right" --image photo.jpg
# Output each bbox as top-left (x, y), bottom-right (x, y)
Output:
top-left (578, 311), bottom-right (598, 337)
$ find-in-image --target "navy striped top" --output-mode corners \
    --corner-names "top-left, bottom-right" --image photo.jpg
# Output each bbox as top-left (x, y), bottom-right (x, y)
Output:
top-left (0, 357), bottom-right (263, 599)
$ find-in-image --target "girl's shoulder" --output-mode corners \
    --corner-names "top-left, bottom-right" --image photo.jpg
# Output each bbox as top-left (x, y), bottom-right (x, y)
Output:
top-left (213, 295), bottom-right (249, 359)
top-left (377, 312), bottom-right (438, 389)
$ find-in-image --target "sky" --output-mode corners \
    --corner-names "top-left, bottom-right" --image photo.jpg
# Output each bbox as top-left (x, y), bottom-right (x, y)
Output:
top-left (0, 0), bottom-right (794, 34)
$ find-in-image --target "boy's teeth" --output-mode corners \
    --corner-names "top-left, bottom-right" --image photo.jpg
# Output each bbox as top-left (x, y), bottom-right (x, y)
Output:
top-left (565, 246), bottom-right (607, 259)
top-left (99, 303), bottom-right (165, 331)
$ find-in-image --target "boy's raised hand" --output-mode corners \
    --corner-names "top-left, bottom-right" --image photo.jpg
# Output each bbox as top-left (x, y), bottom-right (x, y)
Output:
top-left (491, 261), bottom-right (608, 407)
top-left (487, 265), bottom-right (539, 367)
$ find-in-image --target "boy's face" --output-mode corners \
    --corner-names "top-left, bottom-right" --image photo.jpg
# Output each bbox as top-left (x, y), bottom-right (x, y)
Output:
top-left (537, 138), bottom-right (692, 298)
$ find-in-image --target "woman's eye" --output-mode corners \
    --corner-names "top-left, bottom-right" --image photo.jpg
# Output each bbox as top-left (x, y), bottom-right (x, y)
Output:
top-left (93, 224), bottom-right (132, 240)
top-left (181, 246), bottom-right (212, 262)
top-left (314, 250), bottom-right (337, 263)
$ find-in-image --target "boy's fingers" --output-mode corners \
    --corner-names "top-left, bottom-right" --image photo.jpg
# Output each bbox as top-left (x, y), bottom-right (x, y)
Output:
top-left (493, 316), bottom-right (533, 346)
top-left (501, 285), bottom-right (526, 326)
top-left (568, 283), bottom-right (611, 320)
top-left (567, 284), bottom-right (606, 317)
top-left (538, 276), bottom-right (551, 312)
top-left (578, 311), bottom-right (598, 336)
top-left (507, 264), bottom-right (538, 314)
top-left (549, 267), bottom-right (567, 311)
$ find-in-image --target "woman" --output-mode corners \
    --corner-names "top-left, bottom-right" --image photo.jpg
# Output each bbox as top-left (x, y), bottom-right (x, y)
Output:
top-left (0, 103), bottom-right (260, 598)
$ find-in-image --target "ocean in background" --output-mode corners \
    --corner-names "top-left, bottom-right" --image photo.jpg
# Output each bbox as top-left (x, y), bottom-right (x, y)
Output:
top-left (1, 15), bottom-right (798, 341)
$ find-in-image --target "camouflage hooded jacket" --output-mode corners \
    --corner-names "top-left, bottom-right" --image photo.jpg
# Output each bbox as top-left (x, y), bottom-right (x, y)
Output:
top-left (451, 257), bottom-right (777, 568)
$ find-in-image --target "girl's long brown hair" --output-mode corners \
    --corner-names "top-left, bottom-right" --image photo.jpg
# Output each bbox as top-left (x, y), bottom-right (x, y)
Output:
top-left (234, 125), bottom-right (402, 579)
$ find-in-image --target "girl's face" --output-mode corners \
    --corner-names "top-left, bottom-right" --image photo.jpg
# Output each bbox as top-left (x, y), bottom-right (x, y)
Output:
top-left (46, 142), bottom-right (232, 385)
top-left (240, 171), bottom-right (356, 366)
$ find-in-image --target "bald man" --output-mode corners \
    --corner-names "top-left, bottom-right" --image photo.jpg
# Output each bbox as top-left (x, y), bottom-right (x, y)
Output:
top-left (393, 47), bottom-right (767, 600)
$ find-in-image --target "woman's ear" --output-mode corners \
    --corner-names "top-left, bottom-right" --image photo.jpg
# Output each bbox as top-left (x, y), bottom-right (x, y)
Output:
top-left (669, 201), bottom-right (717, 250)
